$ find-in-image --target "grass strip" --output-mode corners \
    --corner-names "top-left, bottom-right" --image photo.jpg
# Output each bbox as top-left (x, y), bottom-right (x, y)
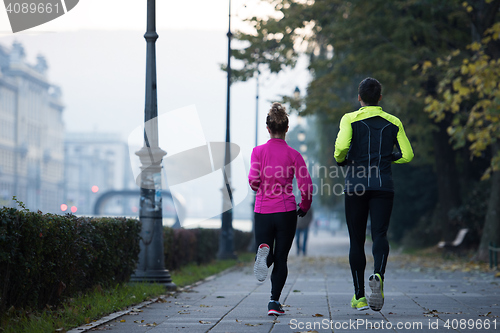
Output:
top-left (171, 252), bottom-right (254, 288)
top-left (0, 253), bottom-right (253, 333)
top-left (0, 282), bottom-right (164, 333)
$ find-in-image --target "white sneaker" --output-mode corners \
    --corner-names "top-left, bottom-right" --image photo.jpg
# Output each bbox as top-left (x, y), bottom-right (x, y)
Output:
top-left (368, 273), bottom-right (384, 311)
top-left (254, 244), bottom-right (270, 282)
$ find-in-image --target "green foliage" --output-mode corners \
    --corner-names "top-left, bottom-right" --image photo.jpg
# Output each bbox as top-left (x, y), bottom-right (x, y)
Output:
top-left (0, 206), bottom-right (141, 312)
top-left (171, 253), bottom-right (254, 288)
top-left (423, 22), bottom-right (500, 179)
top-left (163, 227), bottom-right (252, 271)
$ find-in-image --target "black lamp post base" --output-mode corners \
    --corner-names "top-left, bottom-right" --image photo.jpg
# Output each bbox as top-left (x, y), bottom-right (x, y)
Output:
top-left (131, 270), bottom-right (177, 290)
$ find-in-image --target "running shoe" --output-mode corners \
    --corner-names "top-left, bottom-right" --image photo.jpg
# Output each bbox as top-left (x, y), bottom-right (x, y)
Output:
top-left (350, 295), bottom-right (369, 311)
top-left (268, 300), bottom-right (285, 315)
top-left (368, 273), bottom-right (384, 311)
top-left (254, 243), bottom-right (270, 282)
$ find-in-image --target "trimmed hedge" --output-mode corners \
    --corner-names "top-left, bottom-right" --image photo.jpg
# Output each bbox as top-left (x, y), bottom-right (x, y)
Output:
top-left (163, 227), bottom-right (253, 270)
top-left (0, 207), bottom-right (141, 312)
top-left (0, 205), bottom-right (253, 312)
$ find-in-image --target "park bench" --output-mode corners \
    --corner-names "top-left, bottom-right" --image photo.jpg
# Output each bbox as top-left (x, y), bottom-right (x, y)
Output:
top-left (437, 228), bottom-right (469, 256)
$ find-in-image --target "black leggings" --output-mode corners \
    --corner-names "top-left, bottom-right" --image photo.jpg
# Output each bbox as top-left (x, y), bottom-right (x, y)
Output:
top-left (254, 210), bottom-right (297, 302)
top-left (345, 190), bottom-right (394, 299)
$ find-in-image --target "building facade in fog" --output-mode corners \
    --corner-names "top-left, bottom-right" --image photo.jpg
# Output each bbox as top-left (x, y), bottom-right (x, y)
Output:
top-left (64, 132), bottom-right (136, 215)
top-left (0, 42), bottom-right (65, 212)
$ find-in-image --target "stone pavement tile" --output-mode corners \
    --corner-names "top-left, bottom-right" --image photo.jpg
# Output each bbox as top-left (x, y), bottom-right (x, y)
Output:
top-left (207, 319), bottom-right (274, 333)
top-left (409, 294), bottom-right (490, 316)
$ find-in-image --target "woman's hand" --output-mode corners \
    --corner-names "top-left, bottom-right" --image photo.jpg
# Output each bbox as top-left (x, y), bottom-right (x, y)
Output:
top-left (297, 208), bottom-right (307, 217)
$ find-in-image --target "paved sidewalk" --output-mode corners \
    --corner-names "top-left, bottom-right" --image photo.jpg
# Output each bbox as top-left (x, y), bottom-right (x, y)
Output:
top-left (84, 232), bottom-right (500, 333)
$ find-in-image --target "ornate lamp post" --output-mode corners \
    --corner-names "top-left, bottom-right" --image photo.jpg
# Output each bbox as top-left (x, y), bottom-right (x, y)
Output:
top-left (248, 67), bottom-right (260, 253)
top-left (218, 0), bottom-right (237, 260)
top-left (130, 0), bottom-right (176, 289)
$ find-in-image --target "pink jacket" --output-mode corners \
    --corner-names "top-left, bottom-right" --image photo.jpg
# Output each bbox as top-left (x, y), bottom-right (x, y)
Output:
top-left (248, 138), bottom-right (313, 214)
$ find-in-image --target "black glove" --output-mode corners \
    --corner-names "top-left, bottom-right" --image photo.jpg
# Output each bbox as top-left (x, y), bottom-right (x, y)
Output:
top-left (391, 151), bottom-right (402, 161)
top-left (337, 159), bottom-right (349, 167)
top-left (297, 208), bottom-right (307, 217)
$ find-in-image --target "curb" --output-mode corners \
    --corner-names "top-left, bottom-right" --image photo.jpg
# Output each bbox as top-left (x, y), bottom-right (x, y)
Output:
top-left (67, 265), bottom-right (243, 332)
top-left (66, 296), bottom-right (169, 333)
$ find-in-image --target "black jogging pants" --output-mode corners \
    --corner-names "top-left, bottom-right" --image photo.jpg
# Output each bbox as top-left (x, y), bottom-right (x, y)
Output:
top-left (254, 210), bottom-right (297, 302)
top-left (345, 190), bottom-right (394, 299)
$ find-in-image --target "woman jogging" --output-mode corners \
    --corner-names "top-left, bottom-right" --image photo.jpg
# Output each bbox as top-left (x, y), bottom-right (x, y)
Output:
top-left (334, 78), bottom-right (413, 312)
top-left (248, 102), bottom-right (313, 316)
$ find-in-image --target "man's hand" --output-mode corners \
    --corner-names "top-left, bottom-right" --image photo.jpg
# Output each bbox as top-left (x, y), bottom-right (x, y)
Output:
top-left (391, 151), bottom-right (402, 161)
top-left (337, 159), bottom-right (349, 166)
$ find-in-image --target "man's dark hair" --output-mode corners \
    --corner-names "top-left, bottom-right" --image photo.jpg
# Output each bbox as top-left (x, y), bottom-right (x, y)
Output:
top-left (358, 77), bottom-right (382, 105)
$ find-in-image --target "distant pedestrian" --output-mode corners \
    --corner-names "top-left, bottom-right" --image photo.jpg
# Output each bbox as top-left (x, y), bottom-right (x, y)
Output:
top-left (248, 102), bottom-right (313, 316)
top-left (295, 206), bottom-right (314, 255)
top-left (334, 78), bottom-right (413, 311)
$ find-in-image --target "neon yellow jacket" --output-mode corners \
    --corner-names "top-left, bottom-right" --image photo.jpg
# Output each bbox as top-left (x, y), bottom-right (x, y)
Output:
top-left (334, 106), bottom-right (413, 192)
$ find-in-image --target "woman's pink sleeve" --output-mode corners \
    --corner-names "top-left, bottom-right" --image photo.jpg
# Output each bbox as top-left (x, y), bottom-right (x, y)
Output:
top-left (248, 148), bottom-right (261, 192)
top-left (295, 154), bottom-right (313, 211)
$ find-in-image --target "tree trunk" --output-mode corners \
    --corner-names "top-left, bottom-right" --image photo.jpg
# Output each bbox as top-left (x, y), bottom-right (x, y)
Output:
top-left (477, 142), bottom-right (500, 261)
top-left (474, 0), bottom-right (500, 261)
top-left (432, 118), bottom-right (462, 241)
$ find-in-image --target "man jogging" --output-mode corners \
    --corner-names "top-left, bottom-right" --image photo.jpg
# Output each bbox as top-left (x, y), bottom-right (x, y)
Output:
top-left (334, 77), bottom-right (413, 311)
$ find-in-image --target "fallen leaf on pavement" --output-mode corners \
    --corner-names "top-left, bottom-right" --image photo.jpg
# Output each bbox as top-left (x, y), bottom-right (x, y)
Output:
top-left (139, 322), bottom-right (158, 327)
top-left (199, 320), bottom-right (211, 324)
top-left (312, 313), bottom-right (323, 317)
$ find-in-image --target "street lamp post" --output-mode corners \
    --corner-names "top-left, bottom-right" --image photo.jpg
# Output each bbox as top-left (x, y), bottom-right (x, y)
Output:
top-left (248, 67), bottom-right (260, 253)
top-left (255, 69), bottom-right (260, 148)
top-left (218, 0), bottom-right (237, 260)
top-left (130, 0), bottom-right (176, 289)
